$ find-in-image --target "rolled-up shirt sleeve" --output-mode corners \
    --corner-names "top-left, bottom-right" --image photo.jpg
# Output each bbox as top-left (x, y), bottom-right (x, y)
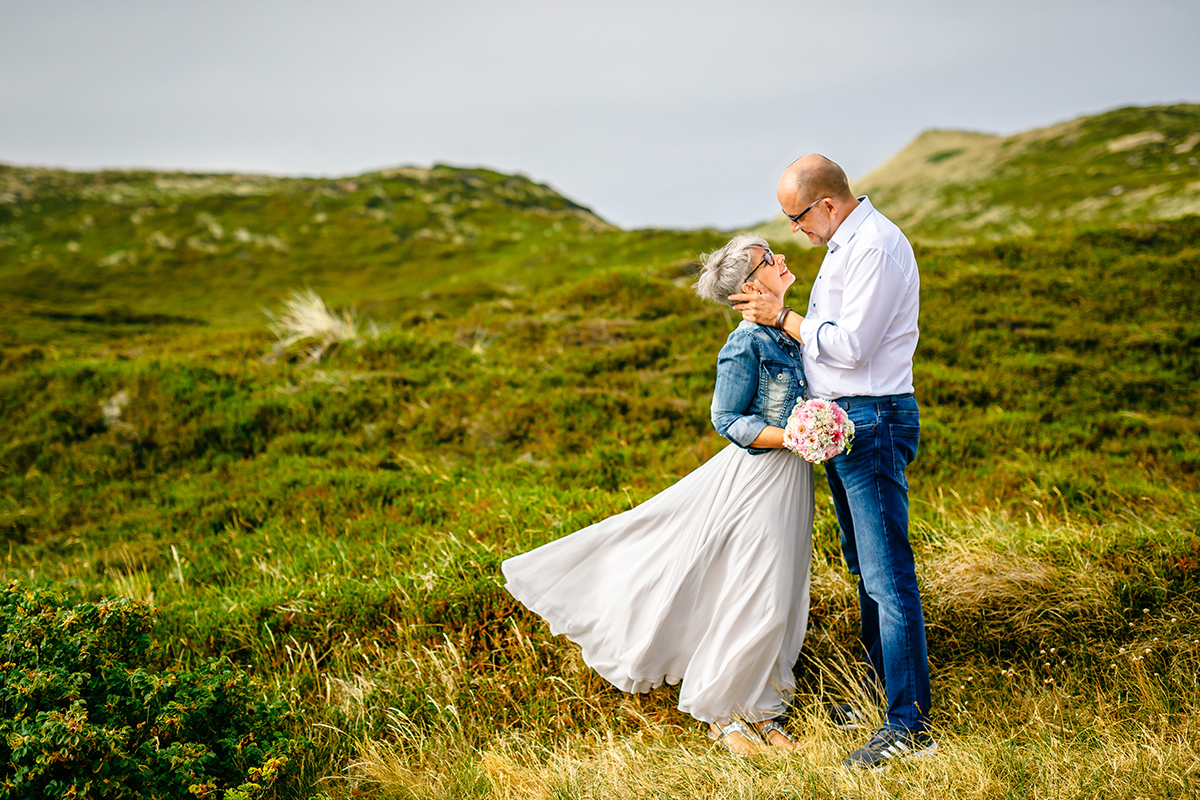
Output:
top-left (799, 246), bottom-right (905, 369)
top-left (710, 333), bottom-right (767, 448)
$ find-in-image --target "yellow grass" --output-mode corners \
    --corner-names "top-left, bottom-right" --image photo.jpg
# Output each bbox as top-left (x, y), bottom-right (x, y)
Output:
top-left (295, 507), bottom-right (1200, 798)
top-left (341, 677), bottom-right (1199, 799)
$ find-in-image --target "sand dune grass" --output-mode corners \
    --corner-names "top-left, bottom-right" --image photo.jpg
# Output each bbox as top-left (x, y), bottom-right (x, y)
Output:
top-left (2, 181), bottom-right (1197, 796)
top-left (310, 511), bottom-right (1200, 799)
top-left (342, 650), bottom-right (1199, 799)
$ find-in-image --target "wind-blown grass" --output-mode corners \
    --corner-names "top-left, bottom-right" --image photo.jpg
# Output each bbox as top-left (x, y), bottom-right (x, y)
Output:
top-left (340, 590), bottom-right (1200, 799)
top-left (263, 288), bottom-right (372, 362)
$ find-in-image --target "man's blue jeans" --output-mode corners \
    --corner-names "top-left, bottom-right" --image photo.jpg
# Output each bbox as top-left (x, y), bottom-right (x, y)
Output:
top-left (824, 393), bottom-right (930, 733)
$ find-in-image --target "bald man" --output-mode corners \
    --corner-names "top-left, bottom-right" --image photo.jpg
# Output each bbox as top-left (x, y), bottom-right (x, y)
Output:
top-left (730, 155), bottom-right (934, 770)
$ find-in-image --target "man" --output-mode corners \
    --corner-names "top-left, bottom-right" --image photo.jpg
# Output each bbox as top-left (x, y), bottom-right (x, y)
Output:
top-left (729, 154), bottom-right (934, 770)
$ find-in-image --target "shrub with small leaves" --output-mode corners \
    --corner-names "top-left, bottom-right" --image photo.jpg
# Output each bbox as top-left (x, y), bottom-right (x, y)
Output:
top-left (0, 582), bottom-right (307, 799)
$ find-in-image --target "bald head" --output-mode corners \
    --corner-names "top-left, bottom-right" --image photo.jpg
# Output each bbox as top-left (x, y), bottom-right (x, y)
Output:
top-left (777, 154), bottom-right (855, 207)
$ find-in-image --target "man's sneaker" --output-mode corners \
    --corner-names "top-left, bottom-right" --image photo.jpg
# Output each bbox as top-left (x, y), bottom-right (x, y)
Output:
top-left (842, 727), bottom-right (937, 771)
top-left (828, 702), bottom-right (870, 731)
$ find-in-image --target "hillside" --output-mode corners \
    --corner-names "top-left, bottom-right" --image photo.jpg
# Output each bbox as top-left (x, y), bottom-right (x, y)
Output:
top-left (0, 162), bottom-right (668, 346)
top-left (756, 103), bottom-right (1200, 243)
top-left (2, 138), bottom-right (1200, 797)
top-left (2, 214), bottom-right (1198, 797)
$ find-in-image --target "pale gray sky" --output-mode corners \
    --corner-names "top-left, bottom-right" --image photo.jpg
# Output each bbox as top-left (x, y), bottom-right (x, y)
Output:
top-left (2, 1), bottom-right (1198, 229)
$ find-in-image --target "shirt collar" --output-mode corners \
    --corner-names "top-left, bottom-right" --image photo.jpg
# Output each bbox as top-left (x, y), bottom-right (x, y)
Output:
top-left (828, 195), bottom-right (873, 253)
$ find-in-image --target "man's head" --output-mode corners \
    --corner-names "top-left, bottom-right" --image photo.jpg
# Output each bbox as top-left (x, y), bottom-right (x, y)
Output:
top-left (777, 154), bottom-right (858, 246)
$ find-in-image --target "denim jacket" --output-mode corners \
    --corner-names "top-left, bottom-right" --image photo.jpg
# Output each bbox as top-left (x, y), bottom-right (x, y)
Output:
top-left (711, 320), bottom-right (807, 455)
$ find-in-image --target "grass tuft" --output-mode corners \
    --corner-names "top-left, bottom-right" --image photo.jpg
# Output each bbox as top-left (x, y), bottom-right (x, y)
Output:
top-left (342, 640), bottom-right (1200, 799)
top-left (263, 288), bottom-right (368, 362)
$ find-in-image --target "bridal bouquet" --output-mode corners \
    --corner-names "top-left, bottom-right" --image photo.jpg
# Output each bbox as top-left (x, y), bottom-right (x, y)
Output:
top-left (782, 399), bottom-right (856, 464)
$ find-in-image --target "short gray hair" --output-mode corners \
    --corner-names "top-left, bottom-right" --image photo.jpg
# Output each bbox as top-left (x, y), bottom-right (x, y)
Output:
top-left (693, 234), bottom-right (769, 306)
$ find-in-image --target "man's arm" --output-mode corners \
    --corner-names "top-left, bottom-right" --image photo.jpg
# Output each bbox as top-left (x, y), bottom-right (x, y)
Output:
top-left (728, 282), bottom-right (804, 343)
top-left (799, 247), bottom-right (906, 368)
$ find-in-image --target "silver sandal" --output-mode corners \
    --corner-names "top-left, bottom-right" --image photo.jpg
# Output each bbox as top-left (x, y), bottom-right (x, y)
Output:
top-left (758, 718), bottom-right (798, 749)
top-left (708, 719), bottom-right (761, 757)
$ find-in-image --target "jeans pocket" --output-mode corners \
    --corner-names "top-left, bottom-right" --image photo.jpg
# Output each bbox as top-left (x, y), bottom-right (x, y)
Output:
top-left (889, 422), bottom-right (920, 479)
top-left (846, 404), bottom-right (878, 434)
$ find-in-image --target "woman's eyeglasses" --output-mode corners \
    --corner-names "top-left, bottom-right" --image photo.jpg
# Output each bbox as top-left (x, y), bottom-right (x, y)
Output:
top-left (744, 249), bottom-right (775, 283)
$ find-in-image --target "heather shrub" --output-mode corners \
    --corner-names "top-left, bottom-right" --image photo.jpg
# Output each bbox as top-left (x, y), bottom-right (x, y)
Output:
top-left (0, 583), bottom-right (307, 799)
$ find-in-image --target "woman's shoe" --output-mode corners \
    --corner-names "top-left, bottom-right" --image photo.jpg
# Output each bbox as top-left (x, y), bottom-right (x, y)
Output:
top-left (755, 718), bottom-right (798, 750)
top-left (708, 720), bottom-right (762, 757)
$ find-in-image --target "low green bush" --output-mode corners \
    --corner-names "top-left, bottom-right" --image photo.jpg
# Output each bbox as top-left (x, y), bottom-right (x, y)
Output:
top-left (0, 582), bottom-right (308, 799)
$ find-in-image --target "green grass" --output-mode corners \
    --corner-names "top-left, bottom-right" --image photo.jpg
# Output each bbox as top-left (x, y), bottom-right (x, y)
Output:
top-left (2, 145), bottom-right (1199, 796)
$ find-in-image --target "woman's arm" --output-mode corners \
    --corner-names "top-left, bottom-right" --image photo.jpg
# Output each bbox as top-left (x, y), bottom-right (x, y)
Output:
top-left (710, 331), bottom-right (785, 450)
top-left (748, 426), bottom-right (785, 449)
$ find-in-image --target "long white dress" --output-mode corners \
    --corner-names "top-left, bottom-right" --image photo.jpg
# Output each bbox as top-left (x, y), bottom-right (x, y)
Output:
top-left (502, 443), bottom-right (814, 723)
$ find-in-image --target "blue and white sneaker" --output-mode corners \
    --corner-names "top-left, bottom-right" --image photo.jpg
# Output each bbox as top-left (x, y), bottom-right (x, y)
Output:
top-left (843, 727), bottom-right (937, 770)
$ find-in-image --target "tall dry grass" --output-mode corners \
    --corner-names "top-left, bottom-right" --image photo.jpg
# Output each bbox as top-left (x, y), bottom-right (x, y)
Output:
top-left (328, 510), bottom-right (1200, 799)
top-left (339, 648), bottom-right (1199, 799)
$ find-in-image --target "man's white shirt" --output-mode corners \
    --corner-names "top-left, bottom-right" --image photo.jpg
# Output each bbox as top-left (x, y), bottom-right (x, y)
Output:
top-left (796, 196), bottom-right (919, 401)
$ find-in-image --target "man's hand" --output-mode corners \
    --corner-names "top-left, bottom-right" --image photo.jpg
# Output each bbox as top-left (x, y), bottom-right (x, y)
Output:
top-left (728, 280), bottom-right (783, 325)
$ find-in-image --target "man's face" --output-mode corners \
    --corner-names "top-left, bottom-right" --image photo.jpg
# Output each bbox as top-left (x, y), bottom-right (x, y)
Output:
top-left (779, 189), bottom-right (834, 247)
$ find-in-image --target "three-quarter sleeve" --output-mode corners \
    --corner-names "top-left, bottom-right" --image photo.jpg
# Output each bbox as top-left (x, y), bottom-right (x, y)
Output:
top-left (710, 332), bottom-right (767, 448)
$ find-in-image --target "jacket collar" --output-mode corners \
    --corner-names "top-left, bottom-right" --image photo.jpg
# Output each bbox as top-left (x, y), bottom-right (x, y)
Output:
top-left (736, 318), bottom-right (798, 349)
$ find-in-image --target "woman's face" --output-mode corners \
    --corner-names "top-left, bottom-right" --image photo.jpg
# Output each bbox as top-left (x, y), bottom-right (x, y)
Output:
top-left (743, 246), bottom-right (795, 300)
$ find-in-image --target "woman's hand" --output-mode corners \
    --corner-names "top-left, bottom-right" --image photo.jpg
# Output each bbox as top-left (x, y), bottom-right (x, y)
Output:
top-left (729, 280), bottom-right (783, 325)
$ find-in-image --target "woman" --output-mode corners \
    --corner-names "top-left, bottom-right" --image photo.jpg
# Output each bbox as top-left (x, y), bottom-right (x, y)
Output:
top-left (502, 235), bottom-right (814, 756)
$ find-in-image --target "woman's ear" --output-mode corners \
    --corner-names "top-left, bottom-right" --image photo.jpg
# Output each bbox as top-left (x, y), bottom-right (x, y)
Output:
top-left (741, 281), bottom-right (758, 295)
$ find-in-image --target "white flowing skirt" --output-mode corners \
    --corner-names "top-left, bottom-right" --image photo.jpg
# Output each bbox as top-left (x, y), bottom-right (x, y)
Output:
top-left (502, 444), bottom-right (814, 723)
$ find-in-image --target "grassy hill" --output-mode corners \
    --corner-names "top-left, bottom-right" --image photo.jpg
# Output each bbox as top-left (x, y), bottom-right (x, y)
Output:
top-left (0, 162), bottom-right (719, 348)
top-left (757, 104), bottom-right (1200, 244)
top-left (2, 114), bottom-right (1200, 798)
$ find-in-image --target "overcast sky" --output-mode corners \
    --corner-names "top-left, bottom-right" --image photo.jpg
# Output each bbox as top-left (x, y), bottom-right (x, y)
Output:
top-left (2, 1), bottom-right (1198, 229)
